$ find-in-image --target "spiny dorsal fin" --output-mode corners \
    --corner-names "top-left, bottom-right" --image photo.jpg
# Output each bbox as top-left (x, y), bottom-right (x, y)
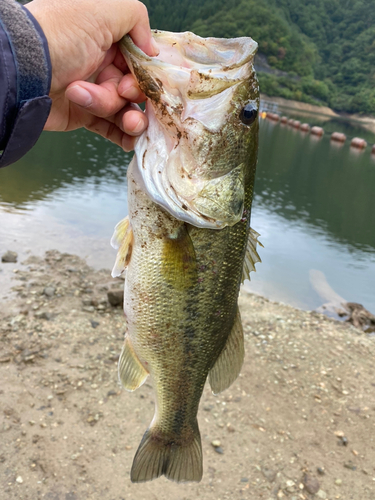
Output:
top-left (208, 307), bottom-right (244, 395)
top-left (118, 336), bottom-right (149, 392)
top-left (242, 227), bottom-right (263, 283)
top-left (111, 216), bottom-right (134, 278)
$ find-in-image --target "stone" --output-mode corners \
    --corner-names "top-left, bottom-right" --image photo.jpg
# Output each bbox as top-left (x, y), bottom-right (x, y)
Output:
top-left (43, 286), bottom-right (56, 297)
top-left (16, 476), bottom-right (23, 484)
top-left (34, 311), bottom-right (53, 320)
top-left (107, 290), bottom-right (124, 307)
top-left (317, 490), bottom-right (327, 499)
top-left (2, 251), bottom-right (18, 263)
top-left (262, 467), bottom-right (277, 482)
top-left (303, 474), bottom-right (320, 494)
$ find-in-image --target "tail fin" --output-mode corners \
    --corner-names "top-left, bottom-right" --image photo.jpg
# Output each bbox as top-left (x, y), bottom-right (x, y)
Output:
top-left (131, 421), bottom-right (202, 483)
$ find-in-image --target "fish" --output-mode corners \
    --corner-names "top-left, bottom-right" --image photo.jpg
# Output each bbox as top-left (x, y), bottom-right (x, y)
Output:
top-left (111, 30), bottom-right (261, 483)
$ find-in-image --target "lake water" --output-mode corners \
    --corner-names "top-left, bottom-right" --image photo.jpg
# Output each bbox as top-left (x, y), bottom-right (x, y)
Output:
top-left (0, 108), bottom-right (374, 313)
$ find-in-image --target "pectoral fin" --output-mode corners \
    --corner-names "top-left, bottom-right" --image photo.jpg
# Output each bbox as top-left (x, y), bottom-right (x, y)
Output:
top-left (241, 227), bottom-right (263, 283)
top-left (209, 308), bottom-right (244, 395)
top-left (118, 336), bottom-right (149, 392)
top-left (111, 216), bottom-right (130, 250)
top-left (111, 216), bottom-right (134, 278)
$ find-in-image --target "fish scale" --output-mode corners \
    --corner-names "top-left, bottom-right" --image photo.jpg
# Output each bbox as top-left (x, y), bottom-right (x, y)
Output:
top-left (111, 30), bottom-right (261, 483)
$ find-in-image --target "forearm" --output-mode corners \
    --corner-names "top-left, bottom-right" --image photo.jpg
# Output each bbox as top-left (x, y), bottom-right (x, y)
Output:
top-left (0, 0), bottom-right (51, 168)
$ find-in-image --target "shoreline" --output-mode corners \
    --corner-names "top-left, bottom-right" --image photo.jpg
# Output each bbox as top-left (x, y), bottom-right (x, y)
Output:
top-left (0, 250), bottom-right (375, 499)
top-left (260, 93), bottom-right (375, 134)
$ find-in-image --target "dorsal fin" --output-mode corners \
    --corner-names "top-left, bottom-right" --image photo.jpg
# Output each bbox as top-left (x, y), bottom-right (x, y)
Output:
top-left (241, 227), bottom-right (263, 283)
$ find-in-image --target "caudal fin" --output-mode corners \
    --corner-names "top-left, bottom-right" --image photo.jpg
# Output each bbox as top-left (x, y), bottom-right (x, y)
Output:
top-left (131, 421), bottom-right (202, 483)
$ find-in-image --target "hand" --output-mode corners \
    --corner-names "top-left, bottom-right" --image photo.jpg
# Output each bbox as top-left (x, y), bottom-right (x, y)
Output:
top-left (25, 0), bottom-right (158, 150)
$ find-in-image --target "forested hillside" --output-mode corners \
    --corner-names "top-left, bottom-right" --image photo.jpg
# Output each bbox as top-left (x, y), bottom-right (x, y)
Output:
top-left (143, 0), bottom-right (375, 115)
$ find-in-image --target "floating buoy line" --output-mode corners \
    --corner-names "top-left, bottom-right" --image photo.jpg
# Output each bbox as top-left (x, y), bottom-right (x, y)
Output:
top-left (260, 111), bottom-right (374, 155)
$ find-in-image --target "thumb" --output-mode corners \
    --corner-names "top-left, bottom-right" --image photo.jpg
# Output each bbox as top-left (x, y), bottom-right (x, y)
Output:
top-left (106, 0), bottom-right (158, 56)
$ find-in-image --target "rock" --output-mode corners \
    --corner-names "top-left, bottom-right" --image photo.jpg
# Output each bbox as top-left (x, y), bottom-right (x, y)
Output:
top-left (317, 490), bottom-right (327, 499)
top-left (211, 439), bottom-right (221, 447)
top-left (34, 311), bottom-right (53, 320)
top-left (335, 478), bottom-right (342, 485)
top-left (214, 446), bottom-right (224, 454)
top-left (90, 320), bottom-right (100, 329)
top-left (285, 480), bottom-right (295, 492)
top-left (2, 251), bottom-right (18, 263)
top-left (317, 467), bottom-right (325, 475)
top-left (82, 306), bottom-right (95, 313)
top-left (262, 467), bottom-right (277, 482)
top-left (107, 290), bottom-right (124, 307)
top-left (16, 476), bottom-right (23, 484)
top-left (303, 474), bottom-right (320, 494)
top-left (43, 286), bottom-right (56, 297)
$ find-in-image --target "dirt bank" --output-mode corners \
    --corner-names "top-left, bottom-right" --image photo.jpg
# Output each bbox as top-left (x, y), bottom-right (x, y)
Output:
top-left (1, 251), bottom-right (374, 500)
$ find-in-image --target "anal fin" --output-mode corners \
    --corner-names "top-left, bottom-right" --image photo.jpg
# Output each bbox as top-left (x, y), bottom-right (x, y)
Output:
top-left (118, 336), bottom-right (149, 392)
top-left (111, 216), bottom-right (134, 278)
top-left (242, 227), bottom-right (263, 283)
top-left (209, 308), bottom-right (244, 395)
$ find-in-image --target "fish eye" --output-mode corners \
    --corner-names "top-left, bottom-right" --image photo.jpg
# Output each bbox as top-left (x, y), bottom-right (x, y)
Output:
top-left (240, 104), bottom-right (258, 126)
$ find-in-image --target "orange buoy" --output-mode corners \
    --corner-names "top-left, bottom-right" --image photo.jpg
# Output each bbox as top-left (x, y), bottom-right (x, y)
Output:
top-left (293, 120), bottom-right (301, 129)
top-left (351, 137), bottom-right (367, 149)
top-left (287, 119), bottom-right (295, 126)
top-left (280, 116), bottom-right (287, 124)
top-left (331, 132), bottom-right (346, 143)
top-left (300, 123), bottom-right (310, 132)
top-left (311, 126), bottom-right (324, 136)
top-left (372, 144), bottom-right (375, 154)
top-left (266, 112), bottom-right (280, 121)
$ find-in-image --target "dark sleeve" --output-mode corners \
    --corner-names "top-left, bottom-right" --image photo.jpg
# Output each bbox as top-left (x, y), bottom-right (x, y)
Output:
top-left (0, 0), bottom-right (52, 168)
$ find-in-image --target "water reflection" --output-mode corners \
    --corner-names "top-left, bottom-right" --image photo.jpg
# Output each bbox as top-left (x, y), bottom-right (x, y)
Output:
top-left (0, 130), bottom-right (132, 208)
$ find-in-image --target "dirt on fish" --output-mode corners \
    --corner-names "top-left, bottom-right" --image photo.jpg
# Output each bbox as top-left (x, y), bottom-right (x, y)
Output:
top-left (0, 250), bottom-right (374, 500)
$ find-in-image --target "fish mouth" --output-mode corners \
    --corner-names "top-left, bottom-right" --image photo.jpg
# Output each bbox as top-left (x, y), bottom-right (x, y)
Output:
top-left (120, 31), bottom-right (258, 229)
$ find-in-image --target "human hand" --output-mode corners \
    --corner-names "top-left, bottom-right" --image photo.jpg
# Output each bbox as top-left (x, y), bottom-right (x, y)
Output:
top-left (25, 0), bottom-right (158, 150)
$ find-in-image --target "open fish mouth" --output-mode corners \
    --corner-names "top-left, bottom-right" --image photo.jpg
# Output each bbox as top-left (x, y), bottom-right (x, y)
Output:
top-left (120, 31), bottom-right (258, 229)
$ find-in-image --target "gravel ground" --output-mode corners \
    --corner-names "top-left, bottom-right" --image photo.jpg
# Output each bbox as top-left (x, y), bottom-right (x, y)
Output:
top-left (1, 251), bottom-right (374, 500)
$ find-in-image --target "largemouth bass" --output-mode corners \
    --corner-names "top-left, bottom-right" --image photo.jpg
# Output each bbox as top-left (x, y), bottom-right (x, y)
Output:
top-left (111, 30), bottom-right (261, 483)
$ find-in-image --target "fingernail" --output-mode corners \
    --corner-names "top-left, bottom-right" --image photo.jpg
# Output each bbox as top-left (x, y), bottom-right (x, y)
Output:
top-left (133, 118), bottom-right (145, 134)
top-left (150, 37), bottom-right (160, 56)
top-left (66, 85), bottom-right (92, 107)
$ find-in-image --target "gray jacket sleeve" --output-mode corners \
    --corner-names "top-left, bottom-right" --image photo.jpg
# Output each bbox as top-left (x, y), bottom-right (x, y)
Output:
top-left (0, 0), bottom-right (52, 168)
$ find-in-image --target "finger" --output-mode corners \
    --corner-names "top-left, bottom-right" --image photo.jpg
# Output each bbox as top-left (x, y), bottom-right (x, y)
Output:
top-left (66, 65), bottom-right (126, 118)
top-left (85, 116), bottom-right (138, 152)
top-left (113, 46), bottom-right (130, 73)
top-left (115, 103), bottom-right (148, 136)
top-left (118, 73), bottom-right (147, 102)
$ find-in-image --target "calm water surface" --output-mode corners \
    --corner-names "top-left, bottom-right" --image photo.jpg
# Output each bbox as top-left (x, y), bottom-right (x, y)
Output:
top-left (0, 113), bottom-right (374, 312)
